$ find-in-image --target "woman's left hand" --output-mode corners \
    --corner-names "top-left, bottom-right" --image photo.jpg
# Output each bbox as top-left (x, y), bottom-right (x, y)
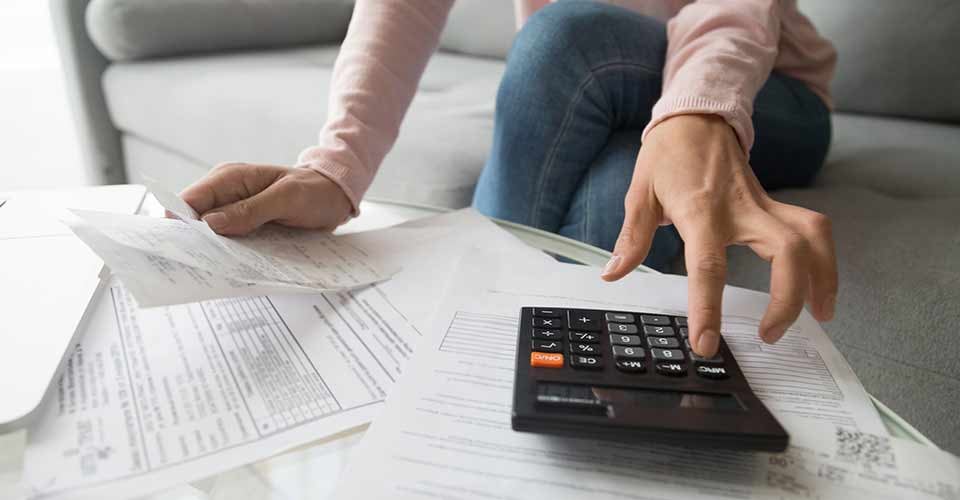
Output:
top-left (601, 114), bottom-right (837, 358)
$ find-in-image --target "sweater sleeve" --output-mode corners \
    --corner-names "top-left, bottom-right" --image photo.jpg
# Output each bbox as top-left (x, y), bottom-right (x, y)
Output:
top-left (641, 0), bottom-right (783, 155)
top-left (297, 0), bottom-right (454, 214)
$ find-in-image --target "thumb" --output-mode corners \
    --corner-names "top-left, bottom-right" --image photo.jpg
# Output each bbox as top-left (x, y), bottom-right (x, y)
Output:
top-left (601, 187), bottom-right (660, 281)
top-left (201, 182), bottom-right (288, 236)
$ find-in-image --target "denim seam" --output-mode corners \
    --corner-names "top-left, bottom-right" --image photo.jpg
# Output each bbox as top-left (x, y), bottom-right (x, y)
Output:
top-left (582, 164), bottom-right (591, 243)
top-left (531, 61), bottom-right (662, 229)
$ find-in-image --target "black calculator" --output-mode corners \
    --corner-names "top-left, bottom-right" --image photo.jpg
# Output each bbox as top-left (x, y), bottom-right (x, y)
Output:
top-left (511, 307), bottom-right (788, 451)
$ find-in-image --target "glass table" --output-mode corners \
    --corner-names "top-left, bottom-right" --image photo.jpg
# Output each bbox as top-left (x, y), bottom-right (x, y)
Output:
top-left (0, 197), bottom-right (935, 500)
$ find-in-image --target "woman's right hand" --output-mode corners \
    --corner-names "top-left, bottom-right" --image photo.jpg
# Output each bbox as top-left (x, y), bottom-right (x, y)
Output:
top-left (180, 163), bottom-right (353, 236)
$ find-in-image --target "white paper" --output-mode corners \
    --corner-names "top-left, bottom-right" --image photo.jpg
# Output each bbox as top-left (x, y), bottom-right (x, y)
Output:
top-left (62, 204), bottom-right (403, 308)
top-left (22, 210), bottom-right (552, 500)
top-left (331, 251), bottom-right (928, 499)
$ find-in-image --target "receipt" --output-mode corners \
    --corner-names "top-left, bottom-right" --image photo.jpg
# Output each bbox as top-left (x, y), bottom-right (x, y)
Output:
top-left (62, 186), bottom-right (399, 307)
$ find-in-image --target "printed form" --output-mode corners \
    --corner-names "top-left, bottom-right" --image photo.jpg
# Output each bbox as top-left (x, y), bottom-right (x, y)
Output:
top-left (22, 211), bottom-right (551, 500)
top-left (331, 252), bottom-right (960, 499)
top-left (62, 180), bottom-right (400, 307)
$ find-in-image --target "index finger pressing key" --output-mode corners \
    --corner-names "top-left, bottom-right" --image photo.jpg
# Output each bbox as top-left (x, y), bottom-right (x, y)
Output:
top-left (683, 236), bottom-right (728, 358)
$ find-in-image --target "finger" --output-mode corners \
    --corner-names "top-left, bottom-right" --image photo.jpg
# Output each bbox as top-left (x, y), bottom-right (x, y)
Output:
top-left (601, 184), bottom-right (661, 281)
top-left (201, 180), bottom-right (292, 236)
top-left (770, 204), bottom-right (837, 321)
top-left (755, 229), bottom-right (811, 343)
top-left (180, 163), bottom-right (285, 215)
top-left (680, 227), bottom-right (727, 358)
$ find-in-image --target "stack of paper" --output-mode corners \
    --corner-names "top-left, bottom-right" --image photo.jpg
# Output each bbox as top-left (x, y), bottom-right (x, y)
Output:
top-left (332, 251), bottom-right (960, 499)
top-left (22, 201), bottom-right (551, 500)
top-left (22, 186), bottom-right (960, 500)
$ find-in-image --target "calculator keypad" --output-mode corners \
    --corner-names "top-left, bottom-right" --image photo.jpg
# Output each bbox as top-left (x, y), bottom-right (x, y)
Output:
top-left (532, 329), bottom-right (562, 340)
top-left (571, 355), bottom-right (603, 369)
top-left (616, 360), bottom-right (645, 373)
top-left (610, 334), bottom-right (642, 346)
top-left (607, 323), bottom-right (638, 334)
top-left (527, 308), bottom-right (731, 380)
top-left (643, 325), bottom-right (674, 336)
top-left (647, 336), bottom-right (680, 348)
top-left (571, 343), bottom-right (600, 355)
top-left (568, 310), bottom-right (603, 331)
top-left (570, 331), bottom-right (600, 343)
top-left (611, 346), bottom-right (644, 359)
top-left (533, 317), bottom-right (564, 328)
top-left (532, 340), bottom-right (563, 353)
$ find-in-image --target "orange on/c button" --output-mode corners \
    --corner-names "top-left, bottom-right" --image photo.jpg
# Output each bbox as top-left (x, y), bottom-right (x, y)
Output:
top-left (530, 352), bottom-right (564, 368)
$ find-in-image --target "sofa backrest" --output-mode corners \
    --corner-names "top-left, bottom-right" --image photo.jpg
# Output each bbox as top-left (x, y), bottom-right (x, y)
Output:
top-left (440, 0), bottom-right (960, 123)
top-left (86, 0), bottom-right (354, 62)
top-left (800, 0), bottom-right (960, 123)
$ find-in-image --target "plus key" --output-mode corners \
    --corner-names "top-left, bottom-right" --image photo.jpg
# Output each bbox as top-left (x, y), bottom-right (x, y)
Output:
top-left (567, 310), bottom-right (601, 331)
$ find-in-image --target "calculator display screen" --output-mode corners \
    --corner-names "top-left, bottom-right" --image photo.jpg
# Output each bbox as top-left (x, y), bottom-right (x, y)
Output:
top-left (537, 382), bottom-right (745, 412)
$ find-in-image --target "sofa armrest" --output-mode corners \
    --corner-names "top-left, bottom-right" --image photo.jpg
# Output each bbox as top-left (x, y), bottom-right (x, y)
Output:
top-left (86, 0), bottom-right (354, 62)
top-left (50, 0), bottom-right (125, 184)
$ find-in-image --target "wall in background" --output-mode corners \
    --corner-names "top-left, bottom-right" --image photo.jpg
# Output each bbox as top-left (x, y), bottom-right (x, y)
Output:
top-left (1, 0), bottom-right (90, 190)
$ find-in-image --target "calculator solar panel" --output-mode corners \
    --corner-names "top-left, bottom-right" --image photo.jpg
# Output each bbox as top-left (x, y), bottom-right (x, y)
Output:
top-left (511, 307), bottom-right (789, 451)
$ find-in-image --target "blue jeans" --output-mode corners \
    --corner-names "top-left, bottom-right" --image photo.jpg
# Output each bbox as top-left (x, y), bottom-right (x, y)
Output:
top-left (472, 1), bottom-right (831, 271)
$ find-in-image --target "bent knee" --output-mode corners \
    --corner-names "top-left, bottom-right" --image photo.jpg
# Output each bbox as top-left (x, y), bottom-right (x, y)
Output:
top-left (508, 1), bottom-right (666, 72)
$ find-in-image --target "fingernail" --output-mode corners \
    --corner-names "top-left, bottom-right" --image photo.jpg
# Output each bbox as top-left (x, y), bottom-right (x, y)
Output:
top-left (821, 293), bottom-right (836, 321)
top-left (696, 330), bottom-right (719, 355)
top-left (762, 324), bottom-right (786, 344)
top-left (203, 212), bottom-right (227, 230)
top-left (601, 255), bottom-right (622, 277)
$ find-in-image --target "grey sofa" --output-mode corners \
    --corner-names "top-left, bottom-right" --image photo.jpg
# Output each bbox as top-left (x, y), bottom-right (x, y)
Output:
top-left (53, 0), bottom-right (959, 451)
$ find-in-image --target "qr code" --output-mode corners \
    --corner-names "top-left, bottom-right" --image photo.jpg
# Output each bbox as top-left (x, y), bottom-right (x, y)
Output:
top-left (835, 427), bottom-right (895, 469)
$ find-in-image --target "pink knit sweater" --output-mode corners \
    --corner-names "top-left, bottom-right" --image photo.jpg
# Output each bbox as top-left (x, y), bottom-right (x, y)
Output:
top-left (298, 0), bottom-right (837, 213)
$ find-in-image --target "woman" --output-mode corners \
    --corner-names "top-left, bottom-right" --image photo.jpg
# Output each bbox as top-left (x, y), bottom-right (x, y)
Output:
top-left (180, 0), bottom-right (838, 358)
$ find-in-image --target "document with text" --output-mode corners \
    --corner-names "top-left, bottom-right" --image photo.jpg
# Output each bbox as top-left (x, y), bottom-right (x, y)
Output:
top-left (62, 181), bottom-right (401, 307)
top-left (22, 211), bottom-right (551, 500)
top-left (331, 252), bottom-right (958, 500)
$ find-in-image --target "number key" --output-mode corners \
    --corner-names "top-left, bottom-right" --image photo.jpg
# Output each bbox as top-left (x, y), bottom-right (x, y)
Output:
top-left (647, 336), bottom-right (680, 348)
top-left (651, 348), bottom-right (684, 361)
top-left (609, 334), bottom-right (642, 346)
top-left (643, 325), bottom-right (674, 337)
top-left (612, 345), bottom-right (644, 359)
top-left (607, 323), bottom-right (638, 334)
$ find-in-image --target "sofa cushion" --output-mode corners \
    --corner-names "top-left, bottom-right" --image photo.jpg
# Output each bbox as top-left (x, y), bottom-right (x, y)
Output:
top-left (103, 46), bottom-right (504, 207)
top-left (799, 0), bottom-right (960, 122)
top-left (86, 0), bottom-right (354, 62)
top-left (817, 114), bottom-right (960, 198)
top-left (726, 186), bottom-right (960, 452)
